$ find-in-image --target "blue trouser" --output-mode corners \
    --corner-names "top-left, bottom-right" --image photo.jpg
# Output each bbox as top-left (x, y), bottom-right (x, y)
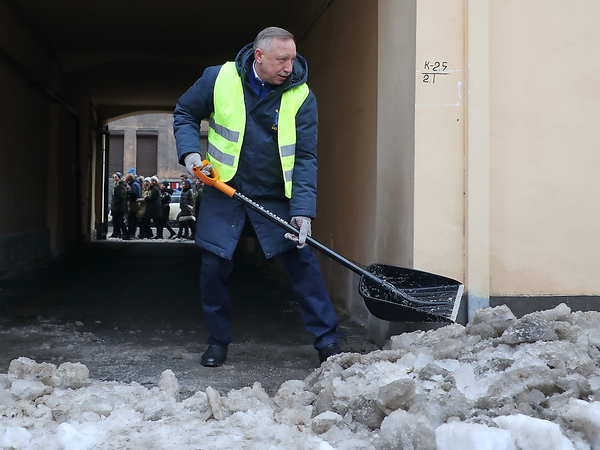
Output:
top-left (199, 247), bottom-right (339, 350)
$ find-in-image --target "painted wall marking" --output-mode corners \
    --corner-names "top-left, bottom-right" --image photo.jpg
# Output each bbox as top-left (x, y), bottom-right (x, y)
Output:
top-left (422, 61), bottom-right (448, 84)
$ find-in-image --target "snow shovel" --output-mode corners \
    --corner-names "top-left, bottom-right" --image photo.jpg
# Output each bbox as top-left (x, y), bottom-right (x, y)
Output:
top-left (193, 162), bottom-right (463, 323)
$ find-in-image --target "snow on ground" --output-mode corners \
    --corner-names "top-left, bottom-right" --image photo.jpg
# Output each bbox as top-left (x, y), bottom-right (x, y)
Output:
top-left (2, 303), bottom-right (600, 449)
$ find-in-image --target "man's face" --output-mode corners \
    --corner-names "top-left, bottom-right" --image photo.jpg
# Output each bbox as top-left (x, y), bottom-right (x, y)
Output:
top-left (254, 38), bottom-right (296, 85)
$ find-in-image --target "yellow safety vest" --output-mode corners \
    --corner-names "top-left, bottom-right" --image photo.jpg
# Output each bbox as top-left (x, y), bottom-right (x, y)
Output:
top-left (207, 61), bottom-right (310, 198)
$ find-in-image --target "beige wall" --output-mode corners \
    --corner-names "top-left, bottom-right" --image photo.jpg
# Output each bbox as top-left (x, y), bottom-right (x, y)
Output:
top-left (413, 0), bottom-right (465, 280)
top-left (301, 0), bottom-right (379, 321)
top-left (489, 1), bottom-right (600, 296)
top-left (377, 0), bottom-right (417, 269)
top-left (302, 0), bottom-right (466, 335)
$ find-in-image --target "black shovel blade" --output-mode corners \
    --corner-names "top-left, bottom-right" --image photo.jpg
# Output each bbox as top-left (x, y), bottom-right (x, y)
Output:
top-left (359, 263), bottom-right (464, 322)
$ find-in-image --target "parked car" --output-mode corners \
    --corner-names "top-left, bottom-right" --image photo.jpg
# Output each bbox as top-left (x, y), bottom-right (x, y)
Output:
top-left (169, 191), bottom-right (181, 223)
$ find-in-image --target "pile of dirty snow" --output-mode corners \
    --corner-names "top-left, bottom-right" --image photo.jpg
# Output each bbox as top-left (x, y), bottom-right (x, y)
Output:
top-left (3, 303), bottom-right (600, 449)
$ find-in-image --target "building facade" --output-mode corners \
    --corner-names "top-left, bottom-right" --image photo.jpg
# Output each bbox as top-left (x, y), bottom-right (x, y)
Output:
top-left (107, 113), bottom-right (208, 186)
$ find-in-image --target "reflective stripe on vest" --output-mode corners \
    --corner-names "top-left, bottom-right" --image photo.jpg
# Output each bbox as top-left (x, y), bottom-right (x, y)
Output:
top-left (207, 61), bottom-right (309, 198)
top-left (207, 62), bottom-right (245, 178)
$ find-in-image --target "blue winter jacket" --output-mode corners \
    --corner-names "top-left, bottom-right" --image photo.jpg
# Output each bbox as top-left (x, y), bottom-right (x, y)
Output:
top-left (173, 43), bottom-right (319, 260)
top-left (127, 179), bottom-right (142, 202)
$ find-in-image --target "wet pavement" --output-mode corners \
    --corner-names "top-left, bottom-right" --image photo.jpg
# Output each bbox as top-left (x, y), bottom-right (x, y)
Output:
top-left (0, 239), bottom-right (376, 396)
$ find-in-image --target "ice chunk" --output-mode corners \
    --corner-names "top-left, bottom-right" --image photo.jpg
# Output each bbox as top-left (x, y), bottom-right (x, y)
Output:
top-left (389, 331), bottom-right (425, 350)
top-left (56, 422), bottom-right (102, 450)
top-left (560, 399), bottom-right (600, 448)
top-left (57, 362), bottom-right (90, 389)
top-left (10, 379), bottom-right (52, 401)
top-left (432, 338), bottom-right (464, 360)
top-left (0, 427), bottom-right (32, 449)
top-left (225, 383), bottom-right (273, 415)
top-left (419, 362), bottom-right (451, 382)
top-left (8, 357), bottom-right (60, 387)
top-left (338, 439), bottom-right (374, 450)
top-left (347, 396), bottom-right (386, 430)
top-left (82, 396), bottom-right (113, 417)
top-left (376, 409), bottom-right (435, 450)
top-left (0, 374), bottom-right (10, 390)
top-left (436, 422), bottom-right (516, 450)
top-left (540, 303), bottom-right (572, 322)
top-left (466, 305), bottom-right (517, 335)
top-left (0, 386), bottom-right (15, 407)
top-left (141, 400), bottom-right (174, 421)
top-left (401, 325), bottom-right (466, 359)
top-left (502, 313), bottom-right (558, 345)
top-left (311, 411), bottom-right (343, 434)
top-left (274, 405), bottom-right (311, 426)
top-left (553, 321), bottom-right (581, 342)
top-left (206, 386), bottom-right (229, 420)
top-left (377, 378), bottom-right (416, 412)
top-left (274, 379), bottom-right (316, 409)
top-left (181, 390), bottom-right (212, 421)
top-left (359, 350), bottom-right (403, 366)
top-left (453, 363), bottom-right (489, 401)
top-left (398, 352), bottom-right (417, 370)
top-left (467, 322), bottom-right (498, 338)
top-left (413, 351), bottom-right (435, 371)
top-left (494, 414), bottom-right (576, 450)
top-left (158, 369), bottom-right (179, 400)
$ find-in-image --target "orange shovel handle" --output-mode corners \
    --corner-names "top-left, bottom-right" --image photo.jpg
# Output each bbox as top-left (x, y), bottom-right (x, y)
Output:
top-left (192, 160), bottom-right (236, 198)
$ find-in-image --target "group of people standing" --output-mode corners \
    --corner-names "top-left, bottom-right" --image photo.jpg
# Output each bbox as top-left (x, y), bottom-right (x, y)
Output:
top-left (109, 169), bottom-right (202, 240)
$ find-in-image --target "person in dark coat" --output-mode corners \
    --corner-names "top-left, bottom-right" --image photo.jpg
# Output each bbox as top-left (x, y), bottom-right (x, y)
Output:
top-left (156, 181), bottom-right (176, 239)
top-left (125, 173), bottom-right (142, 239)
top-left (110, 172), bottom-right (128, 238)
top-left (173, 27), bottom-right (341, 367)
top-left (142, 176), bottom-right (162, 238)
top-left (176, 178), bottom-right (196, 239)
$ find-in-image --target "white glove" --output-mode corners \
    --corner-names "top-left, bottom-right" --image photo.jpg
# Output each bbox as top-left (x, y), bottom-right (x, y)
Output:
top-left (184, 153), bottom-right (202, 176)
top-left (284, 216), bottom-right (312, 248)
top-left (184, 153), bottom-right (213, 178)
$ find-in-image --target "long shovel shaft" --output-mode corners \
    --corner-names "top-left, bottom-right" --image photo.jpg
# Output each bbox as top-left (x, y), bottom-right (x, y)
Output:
top-left (234, 191), bottom-right (367, 275)
top-left (193, 162), bottom-right (453, 309)
top-left (233, 191), bottom-right (446, 307)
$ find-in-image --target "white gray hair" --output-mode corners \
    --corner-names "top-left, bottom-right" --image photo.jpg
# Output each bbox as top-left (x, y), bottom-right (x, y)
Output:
top-left (253, 27), bottom-right (294, 54)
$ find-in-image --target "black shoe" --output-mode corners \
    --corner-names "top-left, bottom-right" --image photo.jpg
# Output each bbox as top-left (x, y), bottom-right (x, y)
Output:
top-left (318, 342), bottom-right (343, 363)
top-left (201, 344), bottom-right (228, 367)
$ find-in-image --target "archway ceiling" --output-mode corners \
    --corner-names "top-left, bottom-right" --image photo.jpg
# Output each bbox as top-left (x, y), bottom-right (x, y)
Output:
top-left (8, 0), bottom-right (326, 119)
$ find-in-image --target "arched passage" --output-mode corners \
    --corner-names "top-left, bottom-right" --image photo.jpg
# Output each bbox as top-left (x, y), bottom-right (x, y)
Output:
top-left (1, 0), bottom-right (424, 342)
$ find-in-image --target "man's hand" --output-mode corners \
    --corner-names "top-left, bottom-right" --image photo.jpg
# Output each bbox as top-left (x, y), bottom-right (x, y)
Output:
top-left (184, 153), bottom-right (202, 176)
top-left (284, 216), bottom-right (312, 248)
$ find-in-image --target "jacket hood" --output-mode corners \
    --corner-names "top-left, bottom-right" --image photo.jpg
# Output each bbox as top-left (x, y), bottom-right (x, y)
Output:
top-left (234, 42), bottom-right (308, 89)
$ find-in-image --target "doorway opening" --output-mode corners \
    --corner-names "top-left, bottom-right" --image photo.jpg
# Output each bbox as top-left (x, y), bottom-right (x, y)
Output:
top-left (103, 113), bottom-right (208, 241)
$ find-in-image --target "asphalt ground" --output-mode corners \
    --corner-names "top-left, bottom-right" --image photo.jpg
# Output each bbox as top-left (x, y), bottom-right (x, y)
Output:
top-left (0, 238), bottom-right (376, 396)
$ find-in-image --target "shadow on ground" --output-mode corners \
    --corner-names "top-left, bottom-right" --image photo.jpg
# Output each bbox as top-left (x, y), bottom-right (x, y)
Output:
top-left (0, 240), bottom-right (376, 396)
